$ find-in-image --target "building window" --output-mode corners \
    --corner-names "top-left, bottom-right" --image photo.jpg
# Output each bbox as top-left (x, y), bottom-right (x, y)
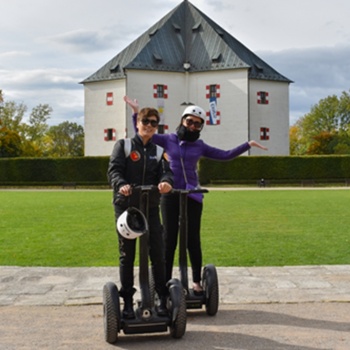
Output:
top-left (104, 128), bottom-right (116, 141)
top-left (106, 92), bottom-right (113, 106)
top-left (257, 91), bottom-right (269, 104)
top-left (260, 127), bottom-right (270, 140)
top-left (153, 84), bottom-right (168, 98)
top-left (157, 85), bottom-right (164, 97)
top-left (209, 84), bottom-right (216, 98)
top-left (206, 84), bottom-right (221, 99)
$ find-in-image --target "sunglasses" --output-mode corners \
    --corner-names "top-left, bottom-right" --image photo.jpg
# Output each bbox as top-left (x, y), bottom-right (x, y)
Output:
top-left (185, 118), bottom-right (203, 129)
top-left (141, 118), bottom-right (159, 127)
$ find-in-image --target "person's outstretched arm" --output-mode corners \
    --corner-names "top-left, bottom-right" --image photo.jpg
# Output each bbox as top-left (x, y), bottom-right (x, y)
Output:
top-left (124, 95), bottom-right (139, 133)
top-left (248, 140), bottom-right (268, 150)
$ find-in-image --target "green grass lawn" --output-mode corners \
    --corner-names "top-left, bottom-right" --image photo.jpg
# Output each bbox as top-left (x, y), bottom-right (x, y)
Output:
top-left (201, 189), bottom-right (350, 266)
top-left (1, 189), bottom-right (349, 267)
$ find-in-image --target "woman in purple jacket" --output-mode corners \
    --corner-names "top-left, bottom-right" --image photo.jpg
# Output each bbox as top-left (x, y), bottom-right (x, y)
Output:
top-left (124, 96), bottom-right (267, 293)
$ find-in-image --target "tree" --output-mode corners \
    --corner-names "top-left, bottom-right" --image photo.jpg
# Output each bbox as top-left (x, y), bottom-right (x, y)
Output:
top-left (0, 100), bottom-right (27, 132)
top-left (290, 90), bottom-right (350, 155)
top-left (0, 92), bottom-right (85, 157)
top-left (0, 93), bottom-right (26, 157)
top-left (289, 125), bottom-right (307, 155)
top-left (0, 94), bottom-right (51, 156)
top-left (46, 121), bottom-right (84, 157)
top-left (26, 104), bottom-right (52, 140)
top-left (21, 104), bottom-right (52, 156)
top-left (0, 124), bottom-right (22, 157)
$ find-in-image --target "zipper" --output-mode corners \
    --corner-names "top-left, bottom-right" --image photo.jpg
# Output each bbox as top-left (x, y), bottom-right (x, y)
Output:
top-left (142, 147), bottom-right (147, 185)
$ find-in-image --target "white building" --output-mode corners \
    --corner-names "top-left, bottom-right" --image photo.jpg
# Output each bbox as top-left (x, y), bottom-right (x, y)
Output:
top-left (82, 0), bottom-right (292, 156)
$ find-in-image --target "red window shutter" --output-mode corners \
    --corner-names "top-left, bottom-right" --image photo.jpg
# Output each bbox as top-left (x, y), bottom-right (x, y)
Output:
top-left (106, 92), bottom-right (113, 106)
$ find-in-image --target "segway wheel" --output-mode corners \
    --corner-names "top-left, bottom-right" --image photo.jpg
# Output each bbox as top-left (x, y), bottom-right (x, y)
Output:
top-left (168, 279), bottom-right (187, 338)
top-left (202, 264), bottom-right (219, 316)
top-left (103, 282), bottom-right (121, 344)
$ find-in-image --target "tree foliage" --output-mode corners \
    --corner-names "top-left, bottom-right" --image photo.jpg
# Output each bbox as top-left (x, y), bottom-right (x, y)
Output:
top-left (290, 90), bottom-right (350, 155)
top-left (0, 124), bottom-right (22, 157)
top-left (0, 91), bottom-right (84, 157)
top-left (46, 121), bottom-right (84, 157)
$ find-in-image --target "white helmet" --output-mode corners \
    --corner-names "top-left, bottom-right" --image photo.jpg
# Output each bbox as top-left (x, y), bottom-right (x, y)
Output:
top-left (117, 207), bottom-right (148, 240)
top-left (182, 105), bottom-right (206, 122)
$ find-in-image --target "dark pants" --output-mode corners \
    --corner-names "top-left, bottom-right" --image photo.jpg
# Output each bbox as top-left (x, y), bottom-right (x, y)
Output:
top-left (114, 205), bottom-right (167, 298)
top-left (160, 193), bottom-right (203, 283)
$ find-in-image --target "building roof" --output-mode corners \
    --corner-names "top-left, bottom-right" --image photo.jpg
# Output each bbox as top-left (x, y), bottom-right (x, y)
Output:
top-left (82, 0), bottom-right (292, 84)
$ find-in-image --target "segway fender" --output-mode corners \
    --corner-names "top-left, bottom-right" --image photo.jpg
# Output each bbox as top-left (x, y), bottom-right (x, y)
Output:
top-left (203, 264), bottom-right (219, 316)
top-left (204, 264), bottom-right (217, 296)
top-left (167, 278), bottom-right (183, 322)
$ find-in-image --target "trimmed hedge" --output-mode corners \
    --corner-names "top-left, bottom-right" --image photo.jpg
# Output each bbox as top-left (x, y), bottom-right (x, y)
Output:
top-left (0, 157), bottom-right (110, 186)
top-left (199, 155), bottom-right (350, 184)
top-left (0, 155), bottom-right (349, 186)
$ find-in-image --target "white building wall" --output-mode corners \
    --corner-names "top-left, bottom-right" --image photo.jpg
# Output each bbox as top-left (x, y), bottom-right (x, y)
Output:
top-left (187, 69), bottom-right (250, 152)
top-left (126, 69), bottom-right (250, 152)
top-left (249, 80), bottom-right (290, 155)
top-left (84, 69), bottom-right (289, 156)
top-left (124, 70), bottom-right (187, 136)
top-left (84, 80), bottom-right (126, 156)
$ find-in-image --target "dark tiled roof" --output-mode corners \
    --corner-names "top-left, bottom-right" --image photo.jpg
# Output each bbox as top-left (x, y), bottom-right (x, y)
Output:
top-left (82, 0), bottom-right (291, 83)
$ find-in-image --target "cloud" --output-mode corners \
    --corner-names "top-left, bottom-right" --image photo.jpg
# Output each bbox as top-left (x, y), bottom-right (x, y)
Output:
top-left (257, 45), bottom-right (350, 124)
top-left (262, 45), bottom-right (350, 89)
top-left (0, 68), bottom-right (90, 90)
top-left (0, 51), bottom-right (30, 59)
top-left (2, 0), bottom-right (350, 128)
top-left (0, 51), bottom-right (32, 70)
top-left (6, 87), bottom-right (84, 126)
top-left (1, 68), bottom-right (86, 126)
top-left (43, 29), bottom-right (120, 53)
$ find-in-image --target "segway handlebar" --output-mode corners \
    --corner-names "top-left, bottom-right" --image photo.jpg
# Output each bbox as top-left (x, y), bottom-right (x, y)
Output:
top-left (171, 188), bottom-right (209, 195)
top-left (131, 184), bottom-right (159, 192)
top-left (130, 185), bottom-right (162, 198)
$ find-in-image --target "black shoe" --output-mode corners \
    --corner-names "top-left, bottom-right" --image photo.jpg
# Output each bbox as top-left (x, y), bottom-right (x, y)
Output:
top-left (157, 296), bottom-right (168, 317)
top-left (122, 298), bottom-right (135, 319)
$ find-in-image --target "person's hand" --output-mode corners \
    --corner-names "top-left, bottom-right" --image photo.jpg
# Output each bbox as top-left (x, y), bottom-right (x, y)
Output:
top-left (119, 184), bottom-right (132, 196)
top-left (158, 182), bottom-right (172, 194)
top-left (249, 140), bottom-right (268, 151)
top-left (123, 96), bottom-right (139, 114)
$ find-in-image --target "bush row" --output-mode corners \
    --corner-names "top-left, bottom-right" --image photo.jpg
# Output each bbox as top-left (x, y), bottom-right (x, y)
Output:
top-left (0, 157), bottom-right (110, 186)
top-left (199, 156), bottom-right (350, 185)
top-left (0, 156), bottom-right (349, 186)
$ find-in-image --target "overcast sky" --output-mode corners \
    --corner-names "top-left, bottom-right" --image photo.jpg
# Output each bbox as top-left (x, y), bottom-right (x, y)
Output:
top-left (1, 0), bottom-right (350, 126)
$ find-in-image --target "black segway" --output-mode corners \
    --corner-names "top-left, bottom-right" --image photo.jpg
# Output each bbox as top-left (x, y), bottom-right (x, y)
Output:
top-left (174, 188), bottom-right (219, 316)
top-left (103, 185), bottom-right (187, 344)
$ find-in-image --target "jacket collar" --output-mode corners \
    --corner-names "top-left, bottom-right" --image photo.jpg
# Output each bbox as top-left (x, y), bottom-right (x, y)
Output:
top-left (134, 133), bottom-right (152, 147)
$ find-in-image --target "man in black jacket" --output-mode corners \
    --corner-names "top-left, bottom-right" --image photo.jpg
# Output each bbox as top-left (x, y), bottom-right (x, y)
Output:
top-left (107, 107), bottom-right (173, 319)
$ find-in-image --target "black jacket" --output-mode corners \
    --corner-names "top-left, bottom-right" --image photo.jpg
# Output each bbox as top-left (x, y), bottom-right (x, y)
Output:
top-left (107, 134), bottom-right (173, 209)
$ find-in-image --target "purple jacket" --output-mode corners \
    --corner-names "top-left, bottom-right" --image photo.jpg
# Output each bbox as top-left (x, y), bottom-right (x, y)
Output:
top-left (132, 113), bottom-right (251, 200)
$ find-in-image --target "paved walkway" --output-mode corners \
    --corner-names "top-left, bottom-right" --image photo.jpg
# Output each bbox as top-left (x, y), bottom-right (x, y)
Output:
top-left (1, 265), bottom-right (350, 306)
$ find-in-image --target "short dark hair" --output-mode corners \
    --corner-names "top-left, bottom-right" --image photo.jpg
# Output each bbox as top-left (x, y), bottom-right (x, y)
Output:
top-left (137, 108), bottom-right (160, 123)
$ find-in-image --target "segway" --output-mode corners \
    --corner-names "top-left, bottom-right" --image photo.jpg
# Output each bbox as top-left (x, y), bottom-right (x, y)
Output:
top-left (174, 188), bottom-right (219, 316)
top-left (103, 185), bottom-right (187, 344)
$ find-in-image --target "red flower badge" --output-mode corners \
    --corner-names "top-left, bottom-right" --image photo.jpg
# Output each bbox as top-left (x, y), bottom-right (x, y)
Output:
top-left (130, 151), bottom-right (141, 161)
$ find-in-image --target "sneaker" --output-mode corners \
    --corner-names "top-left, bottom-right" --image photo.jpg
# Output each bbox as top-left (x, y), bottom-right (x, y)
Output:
top-left (193, 282), bottom-right (203, 295)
